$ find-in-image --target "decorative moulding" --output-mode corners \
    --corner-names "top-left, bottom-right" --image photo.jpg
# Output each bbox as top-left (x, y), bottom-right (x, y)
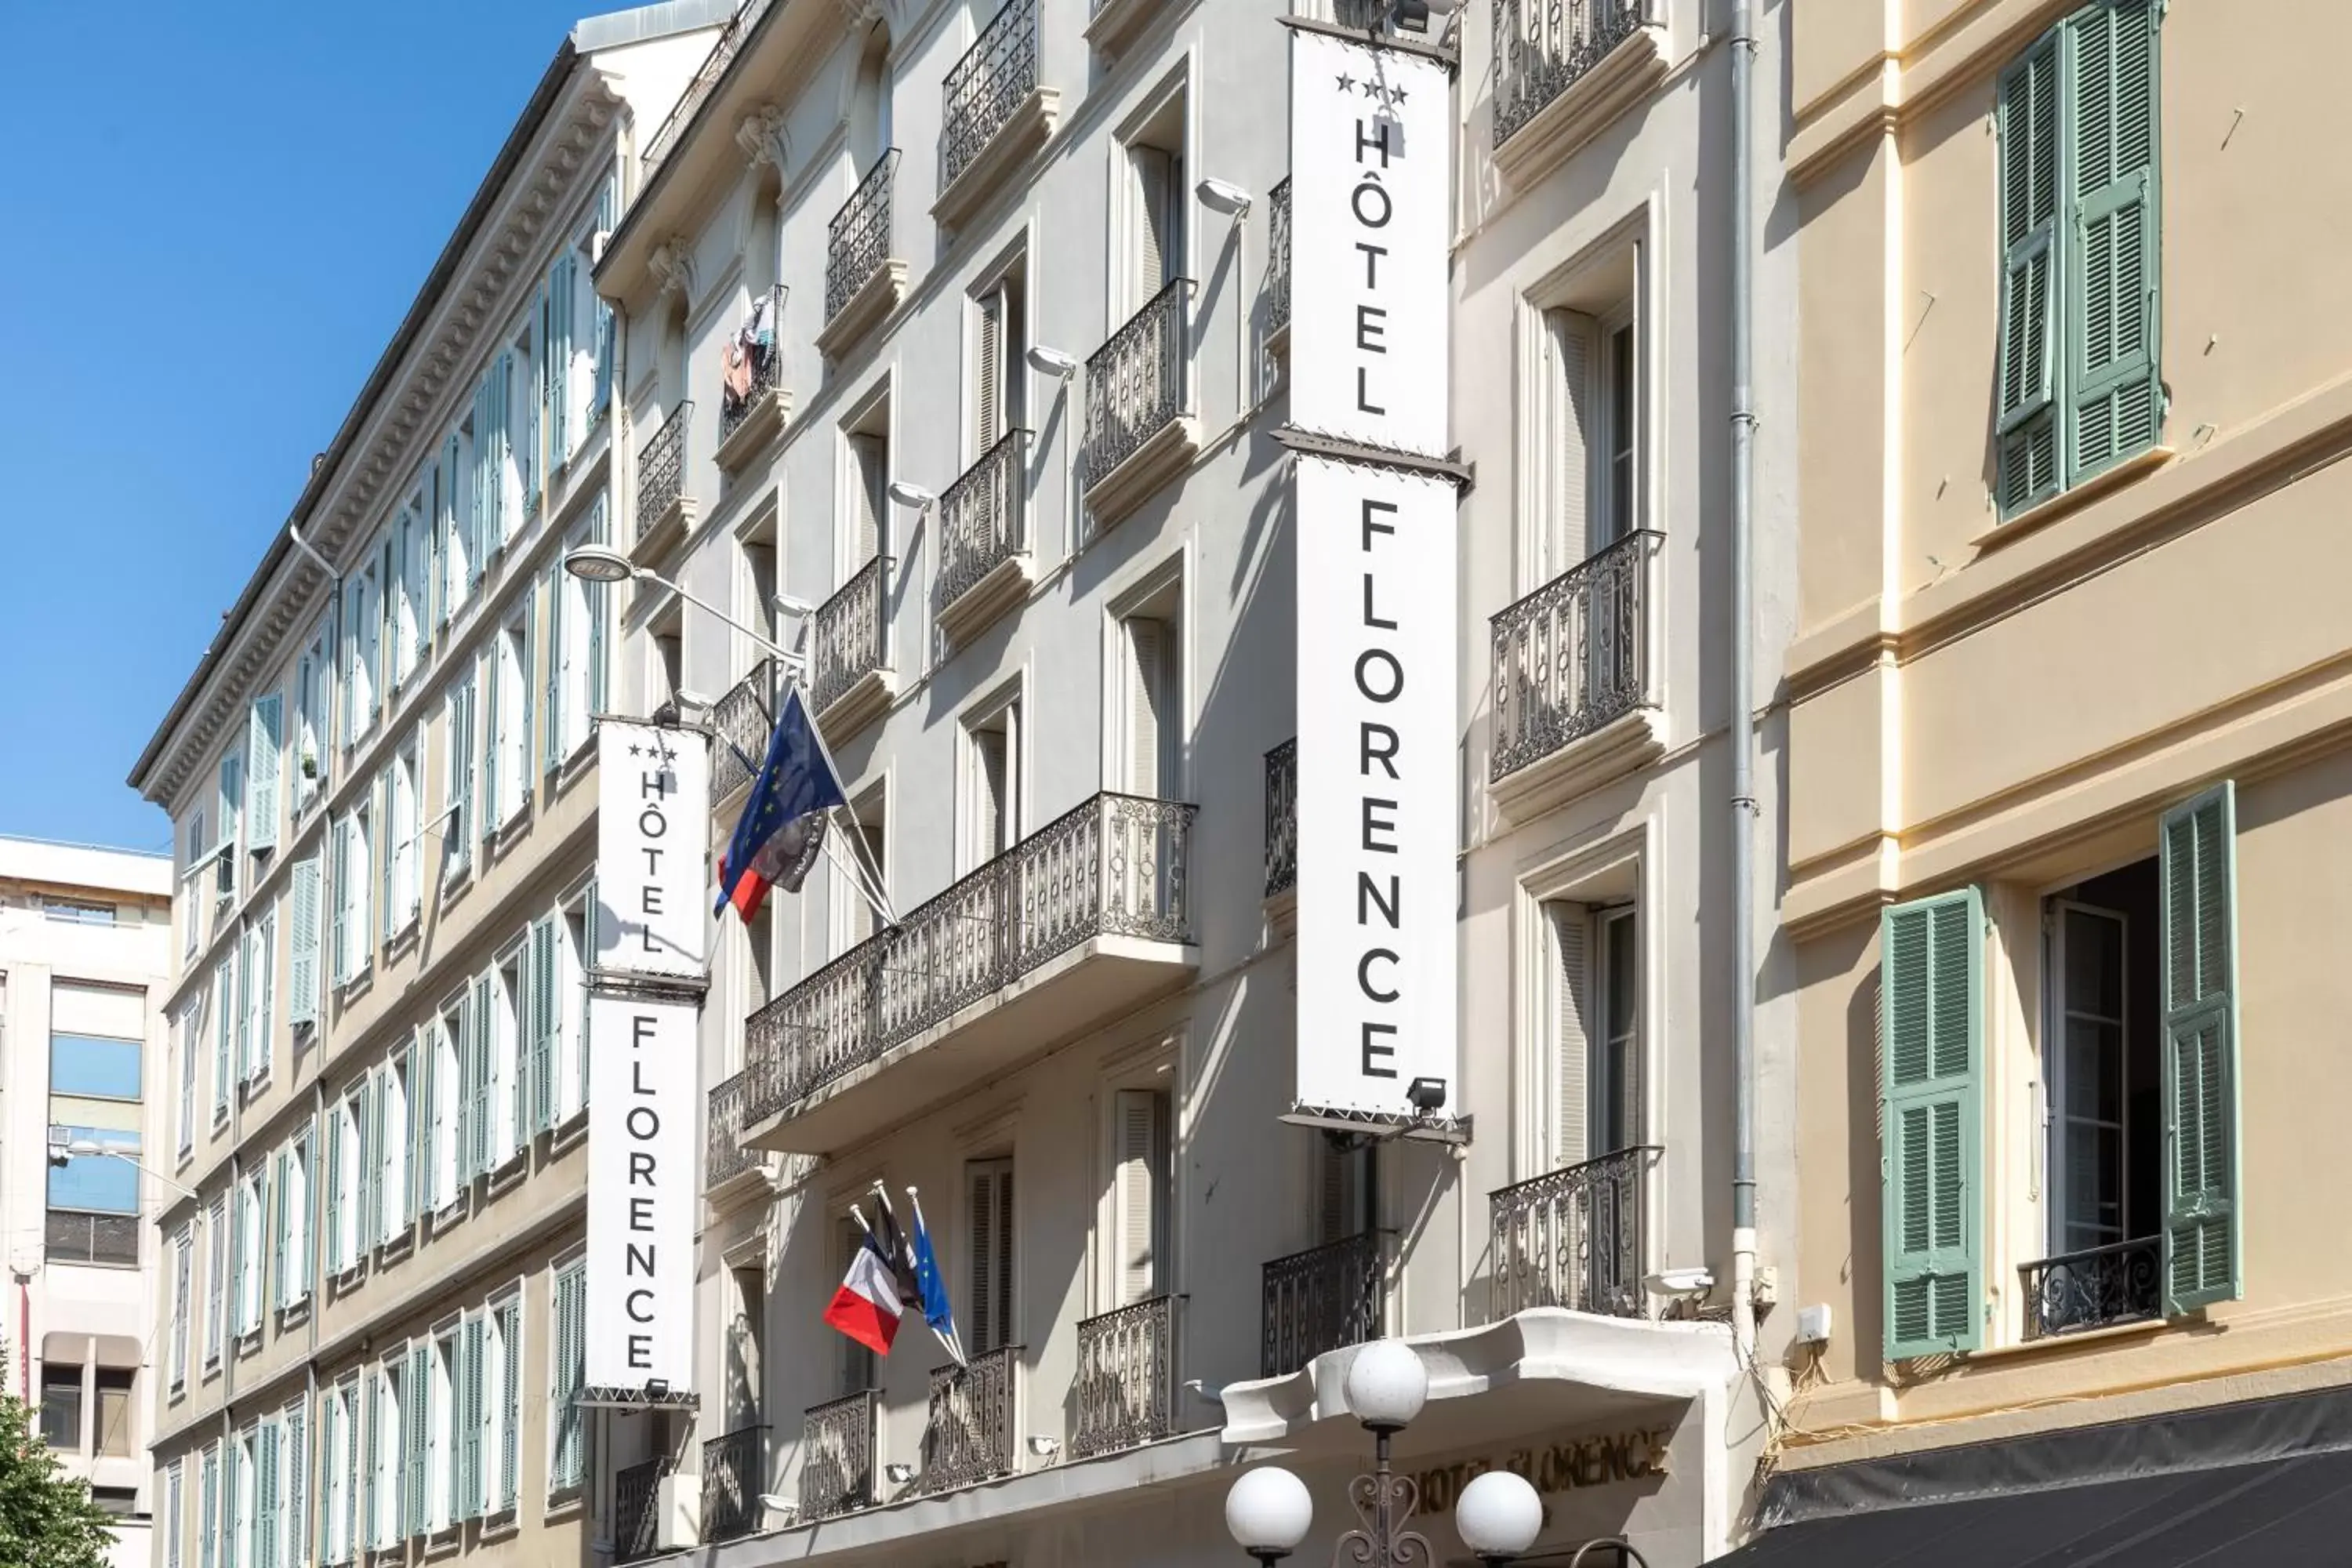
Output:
top-left (1491, 27), bottom-right (1668, 194)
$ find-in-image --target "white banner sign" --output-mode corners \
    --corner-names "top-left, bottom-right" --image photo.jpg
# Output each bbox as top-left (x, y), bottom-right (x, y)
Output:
top-left (1288, 27), bottom-right (1452, 459)
top-left (595, 721), bottom-right (710, 982)
top-left (585, 990), bottom-right (698, 1396)
top-left (1294, 456), bottom-right (1459, 1116)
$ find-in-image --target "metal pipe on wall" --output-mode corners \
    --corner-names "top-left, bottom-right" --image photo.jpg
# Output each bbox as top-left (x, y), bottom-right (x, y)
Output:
top-left (1728, 0), bottom-right (1761, 1368)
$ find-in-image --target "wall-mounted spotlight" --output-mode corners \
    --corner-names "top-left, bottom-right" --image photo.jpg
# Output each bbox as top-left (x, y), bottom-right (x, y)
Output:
top-left (1027, 345), bottom-right (1080, 379)
top-left (886, 480), bottom-right (938, 512)
top-left (1196, 176), bottom-right (1254, 218)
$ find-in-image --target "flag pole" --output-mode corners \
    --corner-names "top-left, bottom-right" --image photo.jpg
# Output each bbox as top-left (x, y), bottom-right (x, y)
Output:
top-left (775, 662), bottom-right (898, 927)
top-left (819, 826), bottom-right (894, 931)
top-left (907, 1185), bottom-right (967, 1367)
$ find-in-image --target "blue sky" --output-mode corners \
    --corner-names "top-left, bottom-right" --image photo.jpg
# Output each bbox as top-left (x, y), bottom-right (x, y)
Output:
top-left (0, 0), bottom-right (601, 854)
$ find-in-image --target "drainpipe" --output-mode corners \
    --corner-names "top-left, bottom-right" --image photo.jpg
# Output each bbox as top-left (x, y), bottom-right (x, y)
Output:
top-left (1727, 0), bottom-right (1760, 1372)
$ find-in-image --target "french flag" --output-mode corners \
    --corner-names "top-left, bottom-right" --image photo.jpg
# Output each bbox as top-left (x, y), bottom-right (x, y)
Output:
top-left (823, 1234), bottom-right (906, 1356)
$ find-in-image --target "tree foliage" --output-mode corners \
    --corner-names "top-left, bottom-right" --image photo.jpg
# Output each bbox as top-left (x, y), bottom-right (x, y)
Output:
top-left (0, 1364), bottom-right (115, 1568)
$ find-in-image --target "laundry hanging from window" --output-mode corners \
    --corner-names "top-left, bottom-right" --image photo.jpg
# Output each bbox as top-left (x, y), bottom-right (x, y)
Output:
top-left (720, 290), bottom-right (780, 423)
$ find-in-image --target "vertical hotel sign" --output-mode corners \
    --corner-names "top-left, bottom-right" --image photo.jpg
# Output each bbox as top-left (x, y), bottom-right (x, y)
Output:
top-left (585, 720), bottom-right (710, 1402)
top-left (1289, 26), bottom-right (1459, 1120)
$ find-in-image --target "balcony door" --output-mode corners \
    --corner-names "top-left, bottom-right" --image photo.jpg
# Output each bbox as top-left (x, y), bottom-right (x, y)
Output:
top-left (1544, 899), bottom-right (1641, 1171)
top-left (1111, 1087), bottom-right (1173, 1306)
top-left (2042, 861), bottom-right (2161, 1261)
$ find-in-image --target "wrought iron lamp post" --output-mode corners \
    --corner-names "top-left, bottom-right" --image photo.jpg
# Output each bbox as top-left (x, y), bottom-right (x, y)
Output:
top-left (1224, 1340), bottom-right (1545, 1566)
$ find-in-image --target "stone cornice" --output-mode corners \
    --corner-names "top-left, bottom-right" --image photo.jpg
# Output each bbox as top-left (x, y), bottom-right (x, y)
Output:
top-left (141, 71), bottom-right (628, 810)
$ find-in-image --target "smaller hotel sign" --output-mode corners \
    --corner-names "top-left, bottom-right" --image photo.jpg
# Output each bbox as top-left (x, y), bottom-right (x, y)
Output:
top-left (594, 721), bottom-right (709, 981)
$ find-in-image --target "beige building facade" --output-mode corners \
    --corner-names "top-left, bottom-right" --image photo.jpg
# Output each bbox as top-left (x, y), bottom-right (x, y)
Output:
top-left (1759, 0), bottom-right (2352, 1544)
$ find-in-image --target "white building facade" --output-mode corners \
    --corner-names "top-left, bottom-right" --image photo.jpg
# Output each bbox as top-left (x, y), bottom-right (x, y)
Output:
top-left (128, 10), bottom-right (735, 1568)
top-left (0, 836), bottom-right (171, 1568)
top-left (591, 0), bottom-right (1798, 1566)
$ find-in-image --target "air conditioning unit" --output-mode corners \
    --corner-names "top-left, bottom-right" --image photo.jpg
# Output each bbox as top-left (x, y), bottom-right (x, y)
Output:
top-left (655, 1472), bottom-right (699, 1551)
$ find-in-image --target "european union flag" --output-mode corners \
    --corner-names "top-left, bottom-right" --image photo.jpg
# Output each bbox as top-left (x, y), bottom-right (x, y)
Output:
top-left (714, 686), bottom-right (848, 921)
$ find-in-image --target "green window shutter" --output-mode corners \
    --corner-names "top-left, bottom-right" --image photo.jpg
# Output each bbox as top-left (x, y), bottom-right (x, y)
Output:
top-left (328, 817), bottom-right (350, 985)
top-left (289, 855), bottom-right (320, 1029)
top-left (201, 1449), bottom-right (218, 1568)
top-left (482, 652), bottom-right (503, 833)
top-left (361, 1377), bottom-right (378, 1551)
top-left (248, 695), bottom-right (283, 851)
top-left (532, 916), bottom-right (558, 1132)
top-left (499, 1304), bottom-right (521, 1509)
top-left (324, 1105), bottom-right (343, 1275)
top-left (235, 929), bottom-right (254, 1083)
top-left (356, 1076), bottom-right (377, 1254)
top-left (544, 566), bottom-right (565, 770)
top-left (285, 1402), bottom-right (307, 1568)
top-left (2161, 781), bottom-right (2240, 1313)
top-left (1880, 887), bottom-right (1985, 1360)
top-left (1994, 32), bottom-right (2060, 515)
top-left (459, 1319), bottom-right (485, 1518)
top-left (270, 1152), bottom-right (287, 1313)
top-left (2063, 0), bottom-right (2162, 485)
top-left (517, 585), bottom-right (538, 811)
top-left (554, 1263), bottom-right (586, 1489)
top-left (405, 1346), bottom-right (427, 1537)
top-left (215, 959), bottom-right (234, 1116)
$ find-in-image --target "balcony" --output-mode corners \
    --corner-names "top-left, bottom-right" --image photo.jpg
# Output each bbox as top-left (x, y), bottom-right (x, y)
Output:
top-left (1490, 0), bottom-right (1666, 185)
top-left (811, 554), bottom-right (894, 738)
top-left (701, 1424), bottom-right (767, 1545)
top-left (2021, 1237), bottom-right (2161, 1341)
top-left (709, 659), bottom-right (781, 808)
top-left (1488, 528), bottom-right (1664, 819)
top-left (1489, 1145), bottom-right (1660, 1322)
top-left (1083, 0), bottom-right (1162, 56)
top-left (935, 429), bottom-right (1033, 647)
top-left (641, 0), bottom-right (777, 176)
top-left (1266, 177), bottom-right (1292, 347)
top-left (818, 151), bottom-right (906, 362)
top-left (924, 1344), bottom-right (1021, 1494)
top-left (1083, 279), bottom-right (1197, 528)
top-left (1262, 1231), bottom-right (1385, 1379)
top-left (800, 1390), bottom-right (879, 1522)
top-left (1073, 1295), bottom-right (1179, 1460)
top-left (715, 286), bottom-right (791, 474)
top-left (704, 1072), bottom-right (777, 1207)
top-left (615, 1456), bottom-right (670, 1564)
top-left (743, 791), bottom-right (1198, 1154)
top-left (633, 401), bottom-right (696, 568)
top-left (1263, 739), bottom-right (1297, 900)
top-left (935, 0), bottom-right (1059, 231)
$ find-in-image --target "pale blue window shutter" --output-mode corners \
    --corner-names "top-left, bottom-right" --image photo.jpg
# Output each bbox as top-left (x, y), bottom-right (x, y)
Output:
top-left (404, 1345), bottom-right (428, 1537)
top-left (328, 818), bottom-right (349, 986)
top-left (235, 927), bottom-right (256, 1083)
top-left (471, 972), bottom-right (495, 1175)
top-left (354, 1075), bottom-right (376, 1255)
top-left (499, 1301), bottom-right (521, 1509)
top-left (421, 1026), bottom-right (443, 1211)
top-left (270, 1149), bottom-right (288, 1314)
top-left (592, 177), bottom-right (618, 416)
top-left (2063, 0), bottom-right (2162, 485)
top-left (553, 1263), bottom-right (586, 1489)
top-left (482, 652), bottom-right (503, 834)
top-left (441, 434), bottom-right (464, 612)
top-left (2161, 782), bottom-right (2239, 1312)
top-left (256, 909), bottom-right (275, 1072)
top-left (324, 1104), bottom-right (343, 1276)
top-left (201, 1447), bottom-right (219, 1568)
top-left (360, 1377), bottom-right (376, 1552)
top-left (493, 349), bottom-right (515, 545)
top-left (524, 299), bottom-right (546, 515)
top-left (409, 1039), bottom-right (430, 1221)
top-left (517, 588), bottom-right (537, 811)
top-left (550, 256), bottom-right (574, 463)
top-left (215, 958), bottom-right (234, 1117)
top-left (1880, 887), bottom-right (1984, 1360)
top-left (544, 566), bottom-right (565, 770)
top-left (1994, 34), bottom-right (2060, 514)
top-left (285, 1401), bottom-right (307, 1567)
top-left (587, 499), bottom-right (609, 718)
top-left (459, 1318), bottom-right (485, 1517)
top-left (257, 1425), bottom-right (279, 1568)
top-left (248, 695), bottom-right (283, 852)
top-left (532, 917), bottom-right (558, 1132)
top-left (289, 855), bottom-right (320, 1028)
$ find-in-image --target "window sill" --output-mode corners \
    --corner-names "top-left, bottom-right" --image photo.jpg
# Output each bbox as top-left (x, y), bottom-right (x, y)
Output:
top-left (542, 1487), bottom-right (585, 1519)
top-left (1970, 443), bottom-right (2174, 554)
top-left (430, 1199), bottom-right (469, 1237)
top-left (477, 1509), bottom-right (520, 1543)
top-left (375, 1230), bottom-right (415, 1269)
top-left (332, 1265), bottom-right (366, 1298)
top-left (1965, 1313), bottom-right (2173, 1365)
top-left (277, 1299), bottom-right (311, 1330)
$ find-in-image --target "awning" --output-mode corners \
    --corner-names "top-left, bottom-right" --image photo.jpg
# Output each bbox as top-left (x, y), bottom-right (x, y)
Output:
top-left (1725, 1385), bottom-right (2352, 1567)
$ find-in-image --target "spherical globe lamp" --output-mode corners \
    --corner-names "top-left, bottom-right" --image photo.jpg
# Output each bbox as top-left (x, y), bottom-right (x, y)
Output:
top-left (1455, 1470), bottom-right (1544, 1563)
top-left (1343, 1339), bottom-right (1428, 1432)
top-left (1226, 1465), bottom-right (1314, 1563)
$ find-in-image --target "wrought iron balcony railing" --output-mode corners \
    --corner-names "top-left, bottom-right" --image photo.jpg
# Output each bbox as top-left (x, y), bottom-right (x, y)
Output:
top-left (1083, 278), bottom-right (1192, 489)
top-left (705, 1072), bottom-right (772, 1191)
top-left (1267, 178), bottom-right (1293, 338)
top-left (1493, 0), bottom-right (1651, 147)
top-left (1073, 1295), bottom-right (1178, 1459)
top-left (1489, 1144), bottom-right (1659, 1321)
top-left (719, 286), bottom-right (786, 444)
top-left (710, 658), bottom-right (781, 805)
top-left (938, 429), bottom-right (1031, 612)
top-left (743, 791), bottom-right (1197, 1124)
top-left (641, 0), bottom-right (777, 175)
top-left (827, 151), bottom-right (900, 323)
top-left (942, 0), bottom-right (1040, 192)
top-left (1262, 1231), bottom-right (1385, 1379)
top-left (700, 1424), bottom-right (766, 1544)
top-left (1264, 738), bottom-right (1297, 898)
top-left (637, 401), bottom-right (692, 542)
top-left (1490, 528), bottom-right (1659, 781)
top-left (800, 1389), bottom-right (879, 1522)
top-left (811, 554), bottom-right (891, 714)
top-left (924, 1344), bottom-right (1020, 1493)
top-left (614, 1456), bottom-right (670, 1563)
top-left (2020, 1237), bottom-right (2161, 1341)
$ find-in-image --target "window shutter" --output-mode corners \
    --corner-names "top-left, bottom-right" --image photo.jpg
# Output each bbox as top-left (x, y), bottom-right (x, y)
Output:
top-left (965, 1160), bottom-right (1014, 1353)
top-left (256, 910), bottom-right (275, 1070)
top-left (1125, 619), bottom-right (1166, 797)
top-left (1113, 1089), bottom-right (1169, 1305)
top-left (544, 566), bottom-right (565, 769)
top-left (274, 1150), bottom-right (292, 1312)
top-left (517, 589), bottom-right (537, 810)
top-left (499, 1304), bottom-right (521, 1509)
top-left (325, 1105), bottom-right (344, 1275)
top-left (350, 1076), bottom-right (374, 1255)
top-left (1134, 148), bottom-right (1173, 294)
top-left (1879, 887), bottom-right (1984, 1360)
top-left (2160, 782), bottom-right (2238, 1313)
top-left (532, 917), bottom-right (557, 1132)
top-left (360, 1379), bottom-right (377, 1553)
top-left (973, 727), bottom-right (1010, 858)
top-left (404, 1345), bottom-right (427, 1537)
top-left (525, 294), bottom-right (546, 512)
top-left (328, 818), bottom-right (349, 986)
top-left (234, 927), bottom-right (255, 1083)
top-left (1545, 902), bottom-right (1592, 1169)
top-left (215, 958), bottom-right (234, 1116)
top-left (289, 855), bottom-right (320, 1028)
top-left (551, 256), bottom-right (574, 463)
top-left (206, 1199), bottom-right (227, 1363)
top-left (1541, 310), bottom-right (1593, 579)
top-left (459, 1319), bottom-right (484, 1518)
top-left (1994, 34), bottom-right (2061, 514)
top-left (976, 288), bottom-right (1006, 446)
top-left (586, 499), bottom-right (610, 719)
top-left (285, 1402), bottom-right (307, 1568)
top-left (553, 1264), bottom-right (586, 1490)
top-left (482, 652), bottom-right (503, 834)
top-left (495, 348), bottom-right (517, 542)
top-left (248, 695), bottom-right (283, 851)
top-left (422, 1024), bottom-right (444, 1210)
top-left (201, 1449), bottom-right (219, 1568)
top-left (849, 434), bottom-right (884, 562)
top-left (2065, 0), bottom-right (2162, 485)
top-left (257, 1428), bottom-right (278, 1568)
top-left (471, 974), bottom-right (495, 1178)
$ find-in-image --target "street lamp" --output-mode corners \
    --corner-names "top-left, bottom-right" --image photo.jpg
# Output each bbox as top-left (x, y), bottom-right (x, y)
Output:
top-left (49, 1136), bottom-right (200, 1200)
top-left (563, 547), bottom-right (807, 670)
top-left (1225, 1340), bottom-right (1544, 1566)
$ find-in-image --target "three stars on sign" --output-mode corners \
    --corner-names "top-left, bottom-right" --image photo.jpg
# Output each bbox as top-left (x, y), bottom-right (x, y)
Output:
top-left (1335, 71), bottom-right (1410, 106)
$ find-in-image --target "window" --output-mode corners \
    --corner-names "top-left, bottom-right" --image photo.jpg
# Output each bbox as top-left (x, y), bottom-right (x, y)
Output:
top-left (437, 434), bottom-right (471, 620)
top-left (426, 1000), bottom-right (463, 1211)
top-left (294, 617), bottom-right (331, 811)
top-left (1109, 1087), bottom-right (1172, 1306)
top-left (171, 1225), bottom-right (193, 1391)
top-left (343, 543), bottom-right (382, 746)
top-left (273, 1128), bottom-right (312, 1314)
top-left (331, 803), bottom-right (372, 988)
top-left (205, 1197), bottom-right (227, 1369)
top-left (554, 888), bottom-right (593, 1126)
top-left (167, 1458), bottom-right (185, 1568)
top-left (962, 692), bottom-right (1021, 867)
top-left (218, 748), bottom-right (245, 895)
top-left (489, 1295), bottom-right (522, 1513)
top-left (517, 315), bottom-right (543, 521)
top-left (235, 1166), bottom-right (265, 1337)
top-left (467, 358), bottom-right (514, 575)
top-left (548, 251), bottom-right (582, 468)
top-left (1994, 0), bottom-right (2162, 514)
top-left (240, 907), bottom-right (276, 1084)
top-left (551, 504), bottom-right (608, 764)
top-left (49, 1127), bottom-right (139, 1228)
top-left (429, 1329), bottom-right (458, 1531)
top-left (39, 1363), bottom-right (81, 1450)
top-left (842, 395), bottom-right (891, 575)
top-left (489, 947), bottom-right (524, 1169)
top-left (182, 810), bottom-right (208, 956)
top-left (385, 737), bottom-right (420, 935)
top-left (200, 1443), bottom-right (220, 1568)
top-left (1540, 900), bottom-right (1643, 1174)
top-left (549, 1261), bottom-right (586, 1494)
top-left (378, 1044), bottom-right (413, 1245)
top-left (42, 897), bottom-right (117, 925)
top-left (964, 1157), bottom-right (1015, 1355)
top-left (375, 1358), bottom-right (406, 1547)
top-left (328, 1085), bottom-right (365, 1276)
top-left (51, 1032), bottom-right (141, 1100)
top-left (321, 1377), bottom-right (356, 1565)
top-left (95, 1367), bottom-right (134, 1458)
top-left (650, 622), bottom-right (684, 715)
top-left (247, 692), bottom-right (284, 857)
top-left (1124, 102), bottom-right (1187, 304)
top-left (1532, 236), bottom-right (1644, 590)
top-left (971, 258), bottom-right (1028, 452)
top-left (836, 1220), bottom-right (876, 1396)
top-left (1117, 600), bottom-right (1181, 798)
top-left (395, 495), bottom-right (427, 684)
top-left (834, 786), bottom-right (887, 954)
top-left (487, 601), bottom-right (534, 832)
top-left (724, 1265), bottom-right (765, 1428)
top-left (587, 178), bottom-right (619, 423)
top-left (443, 669), bottom-right (477, 879)
top-left (178, 1000), bottom-right (198, 1156)
top-left (212, 956), bottom-right (234, 1121)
